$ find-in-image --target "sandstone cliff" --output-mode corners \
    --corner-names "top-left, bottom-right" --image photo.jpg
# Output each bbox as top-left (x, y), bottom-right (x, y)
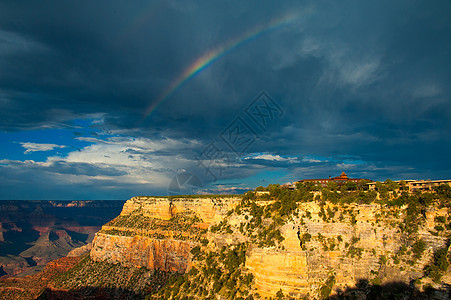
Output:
top-left (91, 196), bottom-right (240, 273)
top-left (89, 192), bottom-right (451, 299)
top-left (245, 202), bottom-right (449, 298)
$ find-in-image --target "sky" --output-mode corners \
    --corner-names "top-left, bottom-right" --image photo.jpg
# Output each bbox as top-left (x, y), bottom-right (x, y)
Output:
top-left (0, 0), bottom-right (450, 200)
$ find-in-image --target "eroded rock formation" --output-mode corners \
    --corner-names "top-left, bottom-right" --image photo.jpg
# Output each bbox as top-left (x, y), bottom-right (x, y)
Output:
top-left (89, 194), bottom-right (451, 298)
top-left (91, 196), bottom-right (240, 273)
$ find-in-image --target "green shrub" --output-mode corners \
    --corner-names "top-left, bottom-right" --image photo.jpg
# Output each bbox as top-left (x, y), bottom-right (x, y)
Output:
top-left (319, 275), bottom-right (336, 299)
top-left (398, 244), bottom-right (407, 255)
top-left (425, 245), bottom-right (450, 283)
top-left (435, 216), bottom-right (446, 223)
top-left (412, 239), bottom-right (426, 260)
top-left (435, 225), bottom-right (444, 232)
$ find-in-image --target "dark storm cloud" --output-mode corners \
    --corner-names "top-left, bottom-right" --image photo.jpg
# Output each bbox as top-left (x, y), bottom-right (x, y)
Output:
top-left (49, 161), bottom-right (127, 176)
top-left (0, 159), bottom-right (126, 177)
top-left (0, 0), bottom-right (450, 199)
top-left (0, 1), bottom-right (312, 132)
top-left (0, 161), bottom-right (165, 200)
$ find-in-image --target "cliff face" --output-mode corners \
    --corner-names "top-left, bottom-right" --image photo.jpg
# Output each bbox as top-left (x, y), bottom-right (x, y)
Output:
top-left (90, 195), bottom-right (451, 298)
top-left (245, 202), bottom-right (449, 298)
top-left (90, 196), bottom-right (240, 273)
top-left (119, 196), bottom-right (239, 224)
top-left (91, 234), bottom-right (192, 272)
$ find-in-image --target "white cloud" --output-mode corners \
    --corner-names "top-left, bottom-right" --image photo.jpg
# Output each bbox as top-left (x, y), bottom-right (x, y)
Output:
top-left (336, 163), bottom-right (357, 170)
top-left (6, 134), bottom-right (257, 198)
top-left (74, 136), bottom-right (198, 153)
top-left (244, 153), bottom-right (299, 163)
top-left (302, 157), bottom-right (324, 163)
top-left (20, 142), bottom-right (66, 154)
top-left (4, 136), bottom-right (200, 196)
top-left (45, 136), bottom-right (203, 187)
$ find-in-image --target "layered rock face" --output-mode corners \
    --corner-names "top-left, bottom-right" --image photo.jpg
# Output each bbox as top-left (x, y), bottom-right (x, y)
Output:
top-left (90, 195), bottom-right (451, 298)
top-left (245, 202), bottom-right (450, 297)
top-left (90, 196), bottom-right (241, 273)
top-left (119, 196), bottom-right (240, 224)
top-left (91, 234), bottom-right (192, 272)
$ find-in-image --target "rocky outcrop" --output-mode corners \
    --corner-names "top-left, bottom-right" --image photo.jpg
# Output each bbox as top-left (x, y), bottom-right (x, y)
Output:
top-left (91, 196), bottom-right (241, 273)
top-left (245, 202), bottom-right (450, 298)
top-left (90, 196), bottom-right (451, 298)
top-left (120, 196), bottom-right (240, 224)
top-left (67, 244), bottom-right (92, 258)
top-left (0, 256), bottom-right (30, 276)
top-left (91, 233), bottom-right (193, 272)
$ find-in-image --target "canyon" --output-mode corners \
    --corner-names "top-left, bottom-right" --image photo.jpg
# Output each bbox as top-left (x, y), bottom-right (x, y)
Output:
top-left (0, 200), bottom-right (124, 276)
top-left (86, 190), bottom-right (451, 299)
top-left (2, 186), bottom-right (450, 299)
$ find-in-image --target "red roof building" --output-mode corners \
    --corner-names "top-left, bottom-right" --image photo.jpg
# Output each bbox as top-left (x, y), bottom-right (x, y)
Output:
top-left (296, 172), bottom-right (371, 187)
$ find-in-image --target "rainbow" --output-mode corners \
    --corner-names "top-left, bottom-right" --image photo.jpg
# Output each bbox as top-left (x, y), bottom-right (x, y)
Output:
top-left (142, 12), bottom-right (300, 120)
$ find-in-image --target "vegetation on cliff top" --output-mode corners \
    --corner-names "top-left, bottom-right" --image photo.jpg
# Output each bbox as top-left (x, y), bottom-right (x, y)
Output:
top-left (101, 210), bottom-right (207, 241)
top-left (134, 195), bottom-right (242, 200)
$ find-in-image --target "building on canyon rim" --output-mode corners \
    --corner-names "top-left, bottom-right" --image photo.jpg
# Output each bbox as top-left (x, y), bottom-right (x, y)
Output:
top-left (295, 172), bottom-right (371, 188)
